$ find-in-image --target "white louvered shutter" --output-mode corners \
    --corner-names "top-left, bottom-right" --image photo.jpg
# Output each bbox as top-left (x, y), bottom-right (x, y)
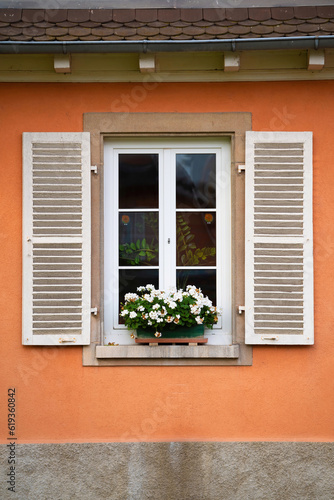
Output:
top-left (22, 133), bottom-right (91, 345)
top-left (245, 132), bottom-right (313, 345)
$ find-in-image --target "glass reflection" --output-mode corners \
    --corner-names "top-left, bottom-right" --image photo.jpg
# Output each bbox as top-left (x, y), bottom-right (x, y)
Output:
top-left (176, 212), bottom-right (216, 266)
top-left (119, 212), bottom-right (159, 266)
top-left (177, 270), bottom-right (216, 305)
top-left (176, 154), bottom-right (216, 209)
top-left (119, 154), bottom-right (158, 209)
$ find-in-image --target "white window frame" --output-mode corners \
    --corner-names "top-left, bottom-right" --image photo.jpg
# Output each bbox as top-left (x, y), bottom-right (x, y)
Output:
top-left (103, 137), bottom-right (232, 346)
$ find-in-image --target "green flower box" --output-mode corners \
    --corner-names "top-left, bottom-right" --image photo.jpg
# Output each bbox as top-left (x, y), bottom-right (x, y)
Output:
top-left (137, 324), bottom-right (205, 339)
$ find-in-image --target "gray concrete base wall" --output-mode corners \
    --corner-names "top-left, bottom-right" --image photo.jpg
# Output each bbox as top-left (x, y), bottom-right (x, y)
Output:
top-left (1, 442), bottom-right (333, 500)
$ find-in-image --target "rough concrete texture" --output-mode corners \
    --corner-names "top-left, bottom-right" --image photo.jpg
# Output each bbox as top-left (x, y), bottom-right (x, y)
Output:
top-left (0, 442), bottom-right (333, 500)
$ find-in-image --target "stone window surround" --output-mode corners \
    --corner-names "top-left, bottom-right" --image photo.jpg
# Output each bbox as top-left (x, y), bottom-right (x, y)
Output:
top-left (83, 112), bottom-right (253, 366)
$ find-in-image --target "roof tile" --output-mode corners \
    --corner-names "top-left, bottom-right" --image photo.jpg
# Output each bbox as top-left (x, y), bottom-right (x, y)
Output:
top-left (157, 9), bottom-right (180, 22)
top-left (183, 26), bottom-right (205, 36)
top-left (229, 25), bottom-right (251, 35)
top-left (316, 6), bottom-right (334, 18)
top-left (193, 20), bottom-right (214, 27)
top-left (46, 27), bottom-right (69, 36)
top-left (251, 25), bottom-right (274, 35)
top-left (11, 21), bottom-right (31, 28)
top-left (11, 34), bottom-right (33, 41)
top-left (226, 8), bottom-right (248, 22)
top-left (22, 9), bottom-right (44, 23)
top-left (271, 8), bottom-right (294, 21)
top-left (79, 21), bottom-right (100, 28)
top-left (33, 35), bottom-right (55, 41)
top-left (205, 25), bottom-right (228, 36)
top-left (80, 35), bottom-right (101, 41)
top-left (137, 26), bottom-right (160, 37)
top-left (101, 35), bottom-right (122, 41)
top-left (114, 26), bottom-right (137, 37)
top-left (274, 24), bottom-right (299, 34)
top-left (0, 35), bottom-right (9, 40)
top-left (0, 26), bottom-right (21, 36)
top-left (89, 9), bottom-right (113, 23)
top-left (113, 9), bottom-right (135, 23)
top-left (91, 27), bottom-right (114, 37)
top-left (160, 26), bottom-right (183, 36)
top-left (69, 27), bottom-right (91, 37)
top-left (147, 21), bottom-right (168, 28)
top-left (44, 10), bottom-right (67, 23)
top-left (248, 8), bottom-right (271, 21)
top-left (22, 26), bottom-right (45, 37)
top-left (0, 9), bottom-right (21, 23)
top-left (180, 9), bottom-right (203, 22)
top-left (57, 35), bottom-right (79, 41)
top-left (293, 6), bottom-right (317, 20)
top-left (320, 22), bottom-right (334, 32)
top-left (124, 21), bottom-right (145, 28)
top-left (135, 9), bottom-right (157, 22)
top-left (203, 8), bottom-right (225, 22)
top-left (68, 9), bottom-right (90, 23)
top-left (171, 34), bottom-right (192, 40)
top-left (296, 23), bottom-right (320, 33)
top-left (194, 34), bottom-right (216, 40)
top-left (101, 22), bottom-right (122, 29)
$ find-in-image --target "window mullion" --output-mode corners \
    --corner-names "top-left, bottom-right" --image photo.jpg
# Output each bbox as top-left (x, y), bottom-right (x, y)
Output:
top-left (161, 149), bottom-right (176, 291)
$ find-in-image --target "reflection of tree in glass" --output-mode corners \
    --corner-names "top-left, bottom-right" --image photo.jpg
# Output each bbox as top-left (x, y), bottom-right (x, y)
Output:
top-left (176, 214), bottom-right (216, 266)
top-left (119, 213), bottom-right (158, 266)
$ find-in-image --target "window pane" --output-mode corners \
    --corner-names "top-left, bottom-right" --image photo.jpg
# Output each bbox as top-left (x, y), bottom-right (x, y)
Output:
top-left (119, 269), bottom-right (159, 321)
top-left (119, 212), bottom-right (159, 266)
top-left (176, 153), bottom-right (216, 209)
top-left (177, 269), bottom-right (216, 305)
top-left (176, 212), bottom-right (216, 266)
top-left (119, 154), bottom-right (158, 208)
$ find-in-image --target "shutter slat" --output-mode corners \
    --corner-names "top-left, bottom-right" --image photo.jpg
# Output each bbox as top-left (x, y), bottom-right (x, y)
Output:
top-left (23, 132), bottom-right (91, 346)
top-left (245, 132), bottom-right (314, 345)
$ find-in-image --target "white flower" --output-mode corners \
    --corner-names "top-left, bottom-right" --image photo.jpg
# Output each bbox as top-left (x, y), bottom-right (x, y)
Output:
top-left (137, 286), bottom-right (146, 292)
top-left (129, 311), bottom-right (137, 318)
top-left (146, 284), bottom-right (155, 291)
top-left (124, 292), bottom-right (139, 302)
top-left (144, 294), bottom-right (153, 303)
top-left (120, 309), bottom-right (129, 316)
top-left (154, 331), bottom-right (162, 338)
top-left (149, 311), bottom-right (158, 320)
top-left (147, 320), bottom-right (152, 326)
top-left (195, 316), bottom-right (204, 324)
top-left (168, 301), bottom-right (177, 310)
top-left (137, 305), bottom-right (145, 312)
top-left (152, 303), bottom-right (160, 310)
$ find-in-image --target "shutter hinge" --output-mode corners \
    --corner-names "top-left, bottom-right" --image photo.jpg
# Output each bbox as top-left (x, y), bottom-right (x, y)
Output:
top-left (91, 165), bottom-right (98, 174)
top-left (58, 337), bottom-right (77, 343)
top-left (91, 307), bottom-right (98, 316)
top-left (237, 164), bottom-right (245, 174)
top-left (238, 306), bottom-right (245, 314)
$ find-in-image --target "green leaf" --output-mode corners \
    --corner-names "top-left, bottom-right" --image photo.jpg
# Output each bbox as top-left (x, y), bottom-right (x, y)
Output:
top-left (130, 243), bottom-right (136, 250)
top-left (142, 238), bottom-right (146, 248)
top-left (136, 239), bottom-right (141, 249)
top-left (139, 251), bottom-right (146, 257)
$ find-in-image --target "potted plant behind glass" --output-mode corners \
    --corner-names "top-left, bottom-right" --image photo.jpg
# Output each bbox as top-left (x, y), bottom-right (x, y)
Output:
top-left (120, 284), bottom-right (219, 340)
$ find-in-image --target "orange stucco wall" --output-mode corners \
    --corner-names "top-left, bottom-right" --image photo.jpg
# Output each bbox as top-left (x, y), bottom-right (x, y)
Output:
top-left (1, 81), bottom-right (334, 443)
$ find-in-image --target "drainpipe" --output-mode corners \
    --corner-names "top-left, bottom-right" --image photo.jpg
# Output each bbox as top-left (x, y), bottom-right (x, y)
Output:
top-left (1, 36), bottom-right (334, 54)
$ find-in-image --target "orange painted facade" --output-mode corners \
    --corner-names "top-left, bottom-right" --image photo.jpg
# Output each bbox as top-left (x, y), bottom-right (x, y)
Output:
top-left (1, 81), bottom-right (334, 443)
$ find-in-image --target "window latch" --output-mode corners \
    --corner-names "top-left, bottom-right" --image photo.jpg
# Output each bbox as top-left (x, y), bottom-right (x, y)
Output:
top-left (91, 307), bottom-right (98, 316)
top-left (91, 165), bottom-right (98, 174)
top-left (238, 306), bottom-right (245, 314)
top-left (237, 164), bottom-right (245, 174)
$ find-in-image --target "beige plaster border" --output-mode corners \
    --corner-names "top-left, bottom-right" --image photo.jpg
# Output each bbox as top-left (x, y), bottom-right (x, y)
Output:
top-left (83, 112), bottom-right (252, 366)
